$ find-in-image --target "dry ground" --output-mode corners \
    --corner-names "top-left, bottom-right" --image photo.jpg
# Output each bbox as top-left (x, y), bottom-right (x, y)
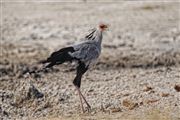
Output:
top-left (1, 1), bottom-right (180, 120)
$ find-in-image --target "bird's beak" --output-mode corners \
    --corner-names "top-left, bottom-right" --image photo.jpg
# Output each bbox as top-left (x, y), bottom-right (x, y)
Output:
top-left (99, 24), bottom-right (109, 31)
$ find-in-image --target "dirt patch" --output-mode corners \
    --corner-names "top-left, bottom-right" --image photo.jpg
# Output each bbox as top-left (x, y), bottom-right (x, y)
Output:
top-left (1, 1), bottom-right (180, 120)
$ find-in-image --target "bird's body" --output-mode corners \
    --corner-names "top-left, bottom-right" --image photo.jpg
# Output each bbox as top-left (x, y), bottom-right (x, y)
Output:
top-left (40, 24), bottom-right (108, 112)
top-left (43, 28), bottom-right (102, 68)
top-left (70, 30), bottom-right (102, 67)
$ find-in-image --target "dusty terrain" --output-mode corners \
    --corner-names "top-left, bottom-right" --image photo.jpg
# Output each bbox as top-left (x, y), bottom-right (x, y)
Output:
top-left (1, 1), bottom-right (180, 120)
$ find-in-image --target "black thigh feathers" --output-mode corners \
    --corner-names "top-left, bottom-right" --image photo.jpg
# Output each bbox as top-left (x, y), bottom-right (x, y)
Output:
top-left (73, 62), bottom-right (88, 88)
top-left (41, 47), bottom-right (75, 68)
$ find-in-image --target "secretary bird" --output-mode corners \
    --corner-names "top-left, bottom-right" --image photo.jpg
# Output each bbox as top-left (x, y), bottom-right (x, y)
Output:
top-left (39, 24), bottom-right (108, 112)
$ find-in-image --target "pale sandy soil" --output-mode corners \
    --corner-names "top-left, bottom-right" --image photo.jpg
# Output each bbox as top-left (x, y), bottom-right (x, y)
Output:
top-left (0, 1), bottom-right (180, 120)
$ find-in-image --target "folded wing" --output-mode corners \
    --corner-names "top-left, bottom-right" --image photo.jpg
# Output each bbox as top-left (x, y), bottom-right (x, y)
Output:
top-left (70, 42), bottom-right (100, 65)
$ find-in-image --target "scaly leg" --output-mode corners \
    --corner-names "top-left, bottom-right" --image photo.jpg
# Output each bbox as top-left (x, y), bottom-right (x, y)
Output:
top-left (75, 86), bottom-right (91, 110)
top-left (76, 86), bottom-right (85, 113)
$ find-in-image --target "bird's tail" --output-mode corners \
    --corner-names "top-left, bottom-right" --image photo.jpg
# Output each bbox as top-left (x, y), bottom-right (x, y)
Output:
top-left (38, 59), bottom-right (48, 64)
top-left (28, 67), bottom-right (46, 74)
top-left (39, 47), bottom-right (75, 68)
top-left (25, 47), bottom-right (75, 75)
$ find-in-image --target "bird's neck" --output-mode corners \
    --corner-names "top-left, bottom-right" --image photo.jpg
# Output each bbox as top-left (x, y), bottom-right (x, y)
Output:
top-left (95, 30), bottom-right (103, 45)
top-left (85, 28), bottom-right (103, 45)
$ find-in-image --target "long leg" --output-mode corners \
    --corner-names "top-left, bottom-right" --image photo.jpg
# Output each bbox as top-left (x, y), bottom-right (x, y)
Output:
top-left (76, 86), bottom-right (85, 113)
top-left (73, 62), bottom-right (91, 112)
top-left (75, 85), bottom-right (91, 109)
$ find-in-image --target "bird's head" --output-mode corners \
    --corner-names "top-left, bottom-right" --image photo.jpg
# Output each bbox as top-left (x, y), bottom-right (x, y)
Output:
top-left (99, 23), bottom-right (108, 32)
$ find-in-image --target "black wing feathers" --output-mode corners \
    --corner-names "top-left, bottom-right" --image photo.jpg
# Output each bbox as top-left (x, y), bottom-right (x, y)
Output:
top-left (41, 47), bottom-right (75, 68)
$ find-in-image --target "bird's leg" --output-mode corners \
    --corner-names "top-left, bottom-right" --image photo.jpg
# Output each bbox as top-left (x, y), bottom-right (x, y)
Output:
top-left (79, 89), bottom-right (91, 109)
top-left (75, 86), bottom-right (91, 109)
top-left (75, 86), bottom-right (85, 113)
top-left (73, 62), bottom-right (91, 112)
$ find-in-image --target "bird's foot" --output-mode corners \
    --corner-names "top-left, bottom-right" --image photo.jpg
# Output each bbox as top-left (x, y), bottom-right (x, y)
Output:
top-left (85, 105), bottom-right (91, 113)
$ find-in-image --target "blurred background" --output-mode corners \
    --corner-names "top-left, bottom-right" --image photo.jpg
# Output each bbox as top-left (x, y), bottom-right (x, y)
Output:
top-left (1, 0), bottom-right (180, 119)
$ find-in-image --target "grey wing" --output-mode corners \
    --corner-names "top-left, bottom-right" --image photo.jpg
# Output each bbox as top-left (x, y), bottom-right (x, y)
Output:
top-left (70, 43), bottom-right (100, 62)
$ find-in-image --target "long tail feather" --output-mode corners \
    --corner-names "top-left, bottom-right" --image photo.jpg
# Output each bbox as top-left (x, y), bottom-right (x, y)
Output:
top-left (39, 47), bottom-right (75, 68)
